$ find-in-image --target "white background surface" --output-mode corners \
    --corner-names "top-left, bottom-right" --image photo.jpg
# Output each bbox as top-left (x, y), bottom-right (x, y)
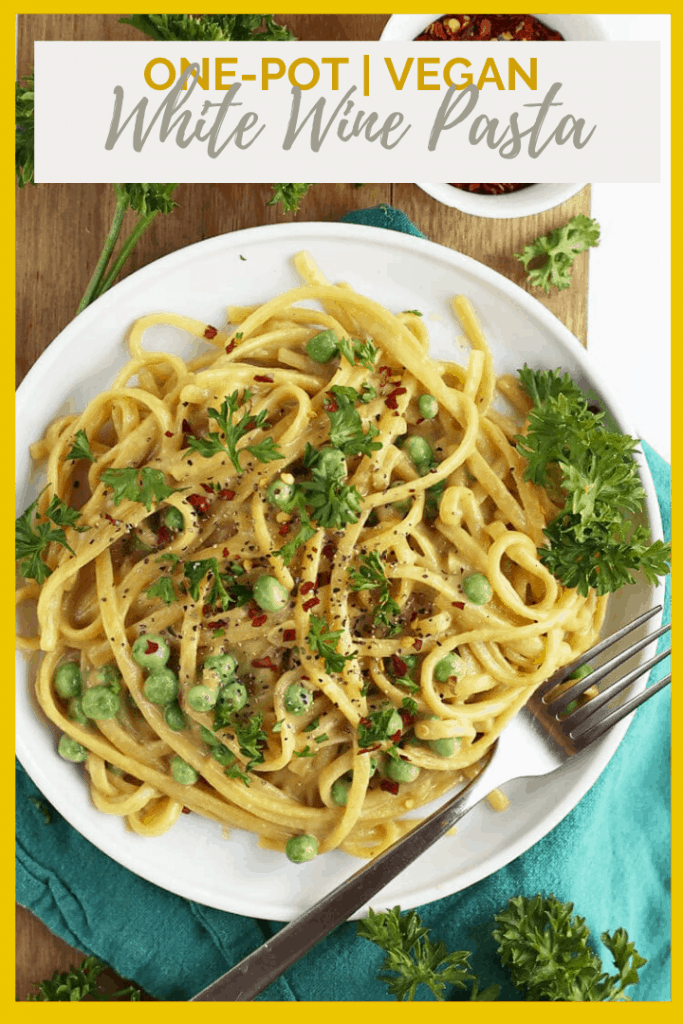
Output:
top-left (588, 16), bottom-right (670, 462)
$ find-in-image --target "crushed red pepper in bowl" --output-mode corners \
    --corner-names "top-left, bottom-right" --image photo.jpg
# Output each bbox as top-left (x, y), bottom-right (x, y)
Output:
top-left (416, 14), bottom-right (564, 42)
top-left (449, 183), bottom-right (533, 194)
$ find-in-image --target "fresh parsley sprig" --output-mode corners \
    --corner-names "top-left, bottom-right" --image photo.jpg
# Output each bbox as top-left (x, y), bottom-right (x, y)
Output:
top-left (515, 214), bottom-right (600, 293)
top-left (26, 955), bottom-right (142, 1001)
top-left (307, 615), bottom-right (355, 674)
top-left (183, 558), bottom-right (253, 610)
top-left (359, 896), bottom-right (646, 1002)
top-left (358, 907), bottom-right (474, 1001)
top-left (15, 73), bottom-right (34, 188)
top-left (101, 466), bottom-right (176, 511)
top-left (516, 367), bottom-right (671, 596)
top-left (325, 386), bottom-right (382, 458)
top-left (65, 429), bottom-right (97, 463)
top-left (121, 13), bottom-right (295, 42)
top-left (268, 183), bottom-right (313, 213)
top-left (77, 184), bottom-right (180, 313)
top-left (348, 552), bottom-right (402, 635)
top-left (493, 895), bottom-right (647, 1001)
top-left (185, 391), bottom-right (283, 474)
top-left (16, 494), bottom-right (87, 583)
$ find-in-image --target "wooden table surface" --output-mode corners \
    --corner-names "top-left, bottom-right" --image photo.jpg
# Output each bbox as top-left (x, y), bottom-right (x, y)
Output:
top-left (15, 13), bottom-right (591, 1001)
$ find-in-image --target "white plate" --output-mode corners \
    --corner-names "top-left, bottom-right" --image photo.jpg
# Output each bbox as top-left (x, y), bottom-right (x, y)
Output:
top-left (16, 222), bottom-right (665, 921)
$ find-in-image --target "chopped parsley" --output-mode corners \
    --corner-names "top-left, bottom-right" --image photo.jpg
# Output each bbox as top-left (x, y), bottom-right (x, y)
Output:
top-left (185, 390), bottom-right (284, 474)
top-left (307, 615), bottom-right (355, 674)
top-left (65, 429), bottom-right (96, 463)
top-left (101, 466), bottom-right (176, 511)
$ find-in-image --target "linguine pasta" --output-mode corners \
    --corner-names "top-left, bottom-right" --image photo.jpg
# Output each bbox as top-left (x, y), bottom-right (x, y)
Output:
top-left (17, 252), bottom-right (606, 860)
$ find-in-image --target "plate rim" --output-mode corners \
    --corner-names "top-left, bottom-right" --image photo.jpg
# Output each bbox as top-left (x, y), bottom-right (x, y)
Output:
top-left (16, 220), bottom-right (666, 920)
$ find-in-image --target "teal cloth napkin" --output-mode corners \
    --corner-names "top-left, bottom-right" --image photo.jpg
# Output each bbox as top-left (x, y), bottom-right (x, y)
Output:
top-left (16, 207), bottom-right (670, 1001)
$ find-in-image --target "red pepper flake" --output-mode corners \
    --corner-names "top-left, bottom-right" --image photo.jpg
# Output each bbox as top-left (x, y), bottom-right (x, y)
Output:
top-left (225, 339), bottom-right (236, 354)
top-left (188, 493), bottom-right (211, 515)
top-left (302, 596), bottom-right (320, 611)
top-left (413, 638), bottom-right (423, 652)
top-left (251, 613), bottom-right (267, 628)
top-left (104, 513), bottom-right (116, 524)
top-left (452, 601), bottom-right (465, 610)
top-left (254, 374), bottom-right (273, 383)
top-left (181, 806), bottom-right (191, 814)
top-left (222, 548), bottom-right (230, 557)
top-left (252, 656), bottom-right (277, 670)
top-left (322, 542), bottom-right (335, 560)
top-left (278, 522), bottom-right (291, 536)
top-left (181, 419), bottom-right (193, 434)
top-left (200, 483), bottom-right (214, 494)
top-left (385, 387), bottom-right (407, 410)
top-left (390, 729), bottom-right (402, 744)
top-left (207, 618), bottom-right (227, 630)
top-left (283, 629), bottom-right (296, 643)
top-left (392, 654), bottom-right (408, 677)
top-left (380, 779), bottom-right (399, 794)
top-left (145, 640), bottom-right (159, 655)
top-left (156, 525), bottom-right (171, 546)
top-left (399, 707), bottom-right (416, 728)
top-left (358, 742), bottom-right (381, 755)
top-left (202, 604), bottom-right (213, 616)
top-left (164, 430), bottom-right (174, 438)
top-left (323, 397), bottom-right (338, 413)
top-left (300, 581), bottom-right (316, 595)
top-left (359, 716), bottom-right (370, 728)
top-left (204, 325), bottom-right (218, 339)
top-left (219, 488), bottom-right (236, 501)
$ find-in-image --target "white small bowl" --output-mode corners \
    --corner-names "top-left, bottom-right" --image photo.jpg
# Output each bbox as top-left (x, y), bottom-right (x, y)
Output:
top-left (381, 13), bottom-right (609, 218)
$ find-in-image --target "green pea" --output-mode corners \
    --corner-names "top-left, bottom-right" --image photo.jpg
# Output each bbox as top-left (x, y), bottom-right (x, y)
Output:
top-left (385, 709), bottom-right (403, 737)
top-left (331, 778), bottom-right (351, 805)
top-left (131, 634), bottom-right (171, 669)
top-left (171, 756), bottom-right (198, 786)
top-left (144, 667), bottom-right (179, 705)
top-left (418, 394), bottom-right (438, 419)
top-left (90, 664), bottom-right (121, 691)
top-left (253, 575), bottom-right (289, 613)
top-left (423, 715), bottom-right (459, 758)
top-left (434, 652), bottom-right (463, 683)
top-left (404, 435), bottom-right (433, 472)
top-left (267, 478), bottom-right (296, 510)
top-left (58, 735), bottom-right (88, 763)
top-left (200, 725), bottom-right (220, 747)
top-left (306, 329), bottom-right (338, 363)
top-left (218, 680), bottom-right (248, 715)
top-left (54, 662), bottom-right (82, 699)
top-left (462, 573), bottom-right (493, 606)
top-left (67, 696), bottom-right (87, 725)
top-left (81, 686), bottom-right (120, 720)
top-left (385, 757), bottom-right (420, 783)
top-left (187, 684), bottom-right (218, 713)
top-left (286, 834), bottom-right (318, 863)
top-left (284, 683), bottom-right (313, 715)
top-left (568, 663), bottom-right (594, 681)
top-left (164, 506), bottom-right (185, 532)
top-left (204, 653), bottom-right (238, 682)
top-left (164, 702), bottom-right (186, 732)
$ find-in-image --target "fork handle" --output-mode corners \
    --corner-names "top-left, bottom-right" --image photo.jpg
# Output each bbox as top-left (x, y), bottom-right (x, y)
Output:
top-left (191, 746), bottom-right (500, 1001)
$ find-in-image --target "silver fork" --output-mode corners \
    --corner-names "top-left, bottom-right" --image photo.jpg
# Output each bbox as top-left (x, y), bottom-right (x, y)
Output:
top-left (192, 605), bottom-right (671, 1002)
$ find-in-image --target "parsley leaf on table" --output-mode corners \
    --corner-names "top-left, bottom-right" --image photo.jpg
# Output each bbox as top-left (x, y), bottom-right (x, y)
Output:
top-left (514, 214), bottom-right (600, 293)
top-left (185, 391), bottom-right (283, 474)
top-left (15, 73), bottom-right (35, 187)
top-left (121, 14), bottom-right (295, 42)
top-left (516, 366), bottom-right (671, 596)
top-left (357, 907), bottom-right (473, 1001)
top-left (268, 183), bottom-right (313, 213)
top-left (101, 466), bottom-right (176, 511)
top-left (493, 894), bottom-right (647, 1001)
top-left (26, 955), bottom-right (141, 1001)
